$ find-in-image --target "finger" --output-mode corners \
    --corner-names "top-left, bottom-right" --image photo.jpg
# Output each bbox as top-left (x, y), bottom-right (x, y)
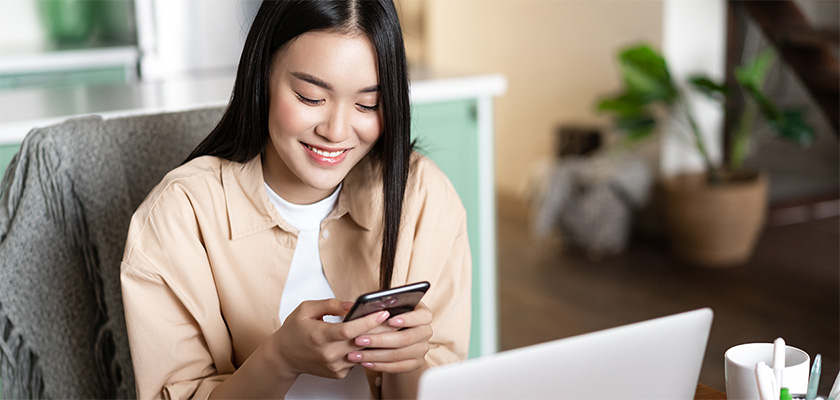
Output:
top-left (355, 324), bottom-right (399, 343)
top-left (352, 341), bottom-right (429, 364)
top-left (332, 358), bottom-right (363, 372)
top-left (354, 325), bottom-right (431, 349)
top-left (370, 324), bottom-right (400, 334)
top-left (387, 304), bottom-right (432, 328)
top-left (326, 310), bottom-right (390, 342)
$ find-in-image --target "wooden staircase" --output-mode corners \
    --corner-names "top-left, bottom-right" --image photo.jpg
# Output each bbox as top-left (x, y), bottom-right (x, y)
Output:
top-left (727, 0), bottom-right (839, 136)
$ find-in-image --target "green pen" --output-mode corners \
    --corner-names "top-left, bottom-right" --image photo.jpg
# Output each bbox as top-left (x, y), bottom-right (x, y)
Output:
top-left (806, 354), bottom-right (822, 400)
top-left (781, 388), bottom-right (792, 400)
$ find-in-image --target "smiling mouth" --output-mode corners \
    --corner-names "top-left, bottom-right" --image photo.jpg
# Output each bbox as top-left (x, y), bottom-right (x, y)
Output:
top-left (302, 142), bottom-right (348, 158)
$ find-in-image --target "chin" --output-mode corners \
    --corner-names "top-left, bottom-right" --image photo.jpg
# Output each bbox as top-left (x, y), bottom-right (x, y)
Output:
top-left (304, 174), bottom-right (345, 192)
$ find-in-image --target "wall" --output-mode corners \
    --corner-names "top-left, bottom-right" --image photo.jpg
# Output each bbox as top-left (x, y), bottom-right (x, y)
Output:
top-left (135, 0), bottom-right (259, 80)
top-left (0, 0), bottom-right (45, 50)
top-left (660, 0), bottom-right (727, 176)
top-left (419, 0), bottom-right (664, 197)
top-left (794, 0), bottom-right (840, 31)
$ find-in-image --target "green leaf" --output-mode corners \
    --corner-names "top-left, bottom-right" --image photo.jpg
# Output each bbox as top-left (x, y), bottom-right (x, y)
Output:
top-left (768, 109), bottom-right (815, 147)
top-left (745, 85), bottom-right (781, 120)
top-left (618, 44), bottom-right (678, 104)
top-left (689, 76), bottom-right (729, 100)
top-left (736, 49), bottom-right (785, 122)
top-left (735, 48), bottom-right (776, 89)
top-left (615, 114), bottom-right (656, 141)
top-left (596, 93), bottom-right (647, 116)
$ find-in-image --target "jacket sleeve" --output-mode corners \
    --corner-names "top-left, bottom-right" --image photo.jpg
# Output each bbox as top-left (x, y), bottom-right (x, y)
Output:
top-left (424, 218), bottom-right (472, 367)
top-left (121, 184), bottom-right (234, 399)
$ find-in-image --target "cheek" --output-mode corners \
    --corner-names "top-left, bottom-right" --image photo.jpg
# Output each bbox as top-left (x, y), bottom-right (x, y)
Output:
top-left (357, 113), bottom-right (384, 144)
top-left (271, 97), bottom-right (315, 138)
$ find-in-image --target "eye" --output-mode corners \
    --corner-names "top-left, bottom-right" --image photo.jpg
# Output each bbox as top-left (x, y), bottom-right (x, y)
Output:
top-left (356, 103), bottom-right (379, 112)
top-left (295, 92), bottom-right (323, 106)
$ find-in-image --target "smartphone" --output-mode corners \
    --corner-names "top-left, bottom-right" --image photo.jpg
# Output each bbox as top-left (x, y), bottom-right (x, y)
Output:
top-left (343, 281), bottom-right (430, 322)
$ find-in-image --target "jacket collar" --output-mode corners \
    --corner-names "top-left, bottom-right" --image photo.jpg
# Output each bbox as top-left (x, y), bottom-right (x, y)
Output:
top-left (222, 154), bottom-right (379, 240)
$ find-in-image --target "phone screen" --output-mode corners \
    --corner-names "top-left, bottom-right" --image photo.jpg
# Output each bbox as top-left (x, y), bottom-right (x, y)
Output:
top-left (344, 281), bottom-right (430, 322)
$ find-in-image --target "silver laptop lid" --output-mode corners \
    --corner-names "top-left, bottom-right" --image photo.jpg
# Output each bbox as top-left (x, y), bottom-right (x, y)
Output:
top-left (418, 308), bottom-right (713, 399)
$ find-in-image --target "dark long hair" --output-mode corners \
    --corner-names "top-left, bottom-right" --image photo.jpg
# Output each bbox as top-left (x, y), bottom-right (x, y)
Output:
top-left (186, 0), bottom-right (410, 290)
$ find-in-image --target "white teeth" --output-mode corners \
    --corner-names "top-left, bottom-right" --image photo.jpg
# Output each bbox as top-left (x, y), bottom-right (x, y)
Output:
top-left (306, 144), bottom-right (345, 158)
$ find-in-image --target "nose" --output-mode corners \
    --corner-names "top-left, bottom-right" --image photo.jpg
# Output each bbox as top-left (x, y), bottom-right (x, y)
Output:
top-left (315, 105), bottom-right (352, 143)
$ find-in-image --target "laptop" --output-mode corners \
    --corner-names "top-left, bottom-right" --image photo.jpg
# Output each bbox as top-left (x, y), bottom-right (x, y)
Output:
top-left (418, 308), bottom-right (713, 399)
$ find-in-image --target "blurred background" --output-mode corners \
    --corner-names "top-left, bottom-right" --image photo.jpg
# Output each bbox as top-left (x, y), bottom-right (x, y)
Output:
top-left (0, 0), bottom-right (837, 395)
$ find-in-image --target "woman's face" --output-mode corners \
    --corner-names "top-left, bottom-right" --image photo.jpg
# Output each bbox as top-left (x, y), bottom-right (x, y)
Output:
top-left (263, 31), bottom-right (382, 204)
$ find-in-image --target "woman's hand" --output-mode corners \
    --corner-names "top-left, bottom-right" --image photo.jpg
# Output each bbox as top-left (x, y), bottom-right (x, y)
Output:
top-left (346, 302), bottom-right (433, 373)
top-left (271, 299), bottom-right (391, 381)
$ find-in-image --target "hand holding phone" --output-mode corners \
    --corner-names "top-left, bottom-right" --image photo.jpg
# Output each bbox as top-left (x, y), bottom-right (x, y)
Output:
top-left (343, 281), bottom-right (430, 322)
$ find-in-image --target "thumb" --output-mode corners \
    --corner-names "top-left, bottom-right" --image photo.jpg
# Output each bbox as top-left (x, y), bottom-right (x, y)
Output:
top-left (298, 298), bottom-right (347, 320)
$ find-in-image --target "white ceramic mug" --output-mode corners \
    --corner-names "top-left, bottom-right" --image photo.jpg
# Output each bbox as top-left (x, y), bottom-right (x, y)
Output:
top-left (725, 343), bottom-right (810, 400)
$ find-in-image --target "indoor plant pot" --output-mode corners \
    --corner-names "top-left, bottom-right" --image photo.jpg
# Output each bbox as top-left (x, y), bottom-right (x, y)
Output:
top-left (660, 171), bottom-right (767, 267)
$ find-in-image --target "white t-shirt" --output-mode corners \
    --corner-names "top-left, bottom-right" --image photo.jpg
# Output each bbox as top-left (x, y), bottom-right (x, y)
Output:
top-left (265, 183), bottom-right (370, 399)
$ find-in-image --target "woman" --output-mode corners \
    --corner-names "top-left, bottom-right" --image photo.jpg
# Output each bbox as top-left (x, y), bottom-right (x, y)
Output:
top-left (120, 0), bottom-right (471, 398)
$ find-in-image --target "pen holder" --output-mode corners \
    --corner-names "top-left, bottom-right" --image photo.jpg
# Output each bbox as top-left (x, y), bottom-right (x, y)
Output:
top-left (725, 343), bottom-right (810, 400)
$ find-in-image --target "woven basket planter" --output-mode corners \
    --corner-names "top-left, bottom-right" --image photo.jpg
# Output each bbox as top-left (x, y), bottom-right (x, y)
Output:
top-left (660, 172), bottom-right (767, 267)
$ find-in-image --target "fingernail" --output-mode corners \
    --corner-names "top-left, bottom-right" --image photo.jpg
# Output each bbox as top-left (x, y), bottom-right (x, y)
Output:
top-left (342, 301), bottom-right (354, 310)
top-left (389, 317), bottom-right (404, 326)
top-left (362, 362), bottom-right (374, 368)
top-left (355, 336), bottom-right (371, 346)
top-left (376, 311), bottom-right (390, 323)
top-left (348, 352), bottom-right (362, 362)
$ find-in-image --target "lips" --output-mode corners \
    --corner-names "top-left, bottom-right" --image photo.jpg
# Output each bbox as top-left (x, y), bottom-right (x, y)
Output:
top-left (301, 142), bottom-right (349, 165)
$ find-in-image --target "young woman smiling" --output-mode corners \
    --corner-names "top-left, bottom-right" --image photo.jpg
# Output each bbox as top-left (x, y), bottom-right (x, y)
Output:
top-left (120, 1), bottom-right (471, 399)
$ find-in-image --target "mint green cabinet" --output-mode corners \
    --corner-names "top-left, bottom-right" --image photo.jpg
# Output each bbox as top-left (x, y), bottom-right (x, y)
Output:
top-left (0, 144), bottom-right (21, 180)
top-left (411, 99), bottom-right (488, 358)
top-left (1, 67), bottom-right (130, 91)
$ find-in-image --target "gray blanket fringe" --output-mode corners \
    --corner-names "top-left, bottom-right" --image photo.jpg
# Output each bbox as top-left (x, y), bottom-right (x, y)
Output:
top-left (0, 302), bottom-right (46, 399)
top-left (57, 173), bottom-right (121, 398)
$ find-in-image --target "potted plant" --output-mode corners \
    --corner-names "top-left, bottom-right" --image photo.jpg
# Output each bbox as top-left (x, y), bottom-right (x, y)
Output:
top-left (597, 43), bottom-right (815, 267)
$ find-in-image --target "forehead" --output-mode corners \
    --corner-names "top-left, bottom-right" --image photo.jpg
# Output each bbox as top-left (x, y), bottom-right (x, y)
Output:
top-left (272, 31), bottom-right (379, 87)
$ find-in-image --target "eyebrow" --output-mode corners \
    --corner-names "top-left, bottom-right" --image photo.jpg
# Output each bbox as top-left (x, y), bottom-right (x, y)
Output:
top-left (291, 71), bottom-right (379, 94)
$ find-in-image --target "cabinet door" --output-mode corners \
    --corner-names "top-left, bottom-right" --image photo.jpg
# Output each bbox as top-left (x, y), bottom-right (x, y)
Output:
top-left (411, 99), bottom-right (484, 357)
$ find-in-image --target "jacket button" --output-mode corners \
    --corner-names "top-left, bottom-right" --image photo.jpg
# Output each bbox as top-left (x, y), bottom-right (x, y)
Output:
top-left (322, 229), bottom-right (330, 239)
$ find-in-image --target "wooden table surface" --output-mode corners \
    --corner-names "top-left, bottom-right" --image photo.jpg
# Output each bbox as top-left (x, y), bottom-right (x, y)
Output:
top-left (696, 384), bottom-right (727, 399)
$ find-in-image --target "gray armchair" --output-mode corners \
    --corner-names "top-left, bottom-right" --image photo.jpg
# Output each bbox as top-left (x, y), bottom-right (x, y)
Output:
top-left (0, 106), bottom-right (225, 398)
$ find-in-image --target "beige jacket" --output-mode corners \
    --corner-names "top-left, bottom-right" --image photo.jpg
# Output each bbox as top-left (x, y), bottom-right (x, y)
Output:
top-left (121, 153), bottom-right (472, 399)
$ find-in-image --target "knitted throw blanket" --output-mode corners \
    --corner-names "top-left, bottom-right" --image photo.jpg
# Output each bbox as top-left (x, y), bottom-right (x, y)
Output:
top-left (0, 106), bottom-right (224, 398)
